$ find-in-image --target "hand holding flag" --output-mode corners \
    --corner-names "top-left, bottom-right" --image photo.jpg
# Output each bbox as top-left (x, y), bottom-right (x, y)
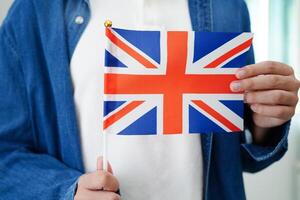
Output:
top-left (74, 157), bottom-right (120, 200)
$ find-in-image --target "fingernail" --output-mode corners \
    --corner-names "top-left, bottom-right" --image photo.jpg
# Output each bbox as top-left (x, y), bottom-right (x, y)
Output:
top-left (236, 70), bottom-right (246, 79)
top-left (230, 81), bottom-right (241, 92)
top-left (250, 104), bottom-right (258, 112)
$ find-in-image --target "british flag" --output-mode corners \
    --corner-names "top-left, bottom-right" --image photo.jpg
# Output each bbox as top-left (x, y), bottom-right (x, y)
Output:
top-left (103, 27), bottom-right (253, 135)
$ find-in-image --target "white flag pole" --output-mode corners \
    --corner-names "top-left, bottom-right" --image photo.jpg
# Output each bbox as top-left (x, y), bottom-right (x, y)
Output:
top-left (102, 131), bottom-right (108, 171)
top-left (102, 20), bottom-right (113, 172)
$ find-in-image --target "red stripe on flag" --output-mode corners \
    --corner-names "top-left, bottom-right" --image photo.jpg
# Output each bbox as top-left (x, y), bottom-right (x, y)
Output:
top-left (192, 100), bottom-right (241, 132)
top-left (204, 38), bottom-right (253, 68)
top-left (106, 28), bottom-right (158, 69)
top-left (103, 101), bottom-right (145, 130)
top-left (104, 74), bottom-right (238, 94)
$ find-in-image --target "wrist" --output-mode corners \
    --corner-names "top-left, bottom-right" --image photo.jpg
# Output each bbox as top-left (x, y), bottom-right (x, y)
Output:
top-left (251, 123), bottom-right (287, 146)
top-left (251, 125), bottom-right (272, 145)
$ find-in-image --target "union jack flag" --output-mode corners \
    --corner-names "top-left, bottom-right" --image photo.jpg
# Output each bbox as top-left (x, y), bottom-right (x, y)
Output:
top-left (103, 27), bottom-right (253, 135)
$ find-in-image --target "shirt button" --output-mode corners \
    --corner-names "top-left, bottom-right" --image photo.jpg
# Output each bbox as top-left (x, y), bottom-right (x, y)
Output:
top-left (75, 16), bottom-right (84, 25)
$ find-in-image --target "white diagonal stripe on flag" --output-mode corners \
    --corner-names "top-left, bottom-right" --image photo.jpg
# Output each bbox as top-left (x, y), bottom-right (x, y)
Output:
top-left (109, 28), bottom-right (160, 69)
top-left (191, 33), bottom-right (253, 69)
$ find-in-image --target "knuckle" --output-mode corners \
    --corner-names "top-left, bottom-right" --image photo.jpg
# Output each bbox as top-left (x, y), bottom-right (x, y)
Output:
top-left (291, 109), bottom-right (296, 117)
top-left (295, 95), bottom-right (299, 105)
top-left (289, 94), bottom-right (299, 106)
top-left (276, 108), bottom-right (287, 118)
top-left (270, 75), bottom-right (280, 87)
top-left (295, 79), bottom-right (300, 89)
top-left (243, 66), bottom-right (251, 75)
top-left (114, 178), bottom-right (120, 190)
top-left (274, 92), bottom-right (284, 103)
top-left (284, 107), bottom-right (295, 119)
top-left (245, 79), bottom-right (254, 89)
top-left (288, 66), bottom-right (295, 74)
top-left (92, 172), bottom-right (108, 190)
top-left (267, 61), bottom-right (276, 71)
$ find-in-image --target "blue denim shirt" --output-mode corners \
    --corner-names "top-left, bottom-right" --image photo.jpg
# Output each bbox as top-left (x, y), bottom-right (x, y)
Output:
top-left (0, 0), bottom-right (290, 199)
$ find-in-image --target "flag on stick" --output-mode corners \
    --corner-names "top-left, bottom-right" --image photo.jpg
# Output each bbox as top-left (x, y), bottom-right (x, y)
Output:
top-left (103, 27), bottom-right (253, 135)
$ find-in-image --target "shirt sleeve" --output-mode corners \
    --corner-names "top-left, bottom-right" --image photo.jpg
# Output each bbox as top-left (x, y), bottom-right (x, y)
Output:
top-left (241, 120), bottom-right (290, 173)
top-left (0, 19), bottom-right (81, 200)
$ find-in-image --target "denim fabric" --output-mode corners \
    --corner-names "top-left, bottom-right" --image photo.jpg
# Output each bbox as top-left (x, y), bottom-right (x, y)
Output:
top-left (0, 0), bottom-right (289, 200)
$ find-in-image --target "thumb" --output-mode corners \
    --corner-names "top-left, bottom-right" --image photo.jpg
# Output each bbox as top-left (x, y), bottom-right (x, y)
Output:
top-left (97, 156), bottom-right (114, 174)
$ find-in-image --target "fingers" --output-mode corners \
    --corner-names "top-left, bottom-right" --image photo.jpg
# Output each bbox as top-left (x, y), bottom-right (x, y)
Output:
top-left (233, 61), bottom-right (300, 128)
top-left (231, 75), bottom-right (300, 92)
top-left (78, 171), bottom-right (119, 192)
top-left (75, 158), bottom-right (120, 200)
top-left (244, 90), bottom-right (298, 106)
top-left (250, 104), bottom-right (295, 120)
top-left (75, 190), bottom-right (121, 200)
top-left (251, 113), bottom-right (288, 128)
top-left (236, 61), bottom-right (294, 79)
top-left (97, 157), bottom-right (114, 174)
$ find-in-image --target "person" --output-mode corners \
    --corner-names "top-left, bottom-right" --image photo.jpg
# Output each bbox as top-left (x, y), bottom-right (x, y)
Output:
top-left (0, 0), bottom-right (299, 200)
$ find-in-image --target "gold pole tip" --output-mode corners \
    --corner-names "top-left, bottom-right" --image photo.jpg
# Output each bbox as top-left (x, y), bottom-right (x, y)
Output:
top-left (104, 20), bottom-right (113, 27)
